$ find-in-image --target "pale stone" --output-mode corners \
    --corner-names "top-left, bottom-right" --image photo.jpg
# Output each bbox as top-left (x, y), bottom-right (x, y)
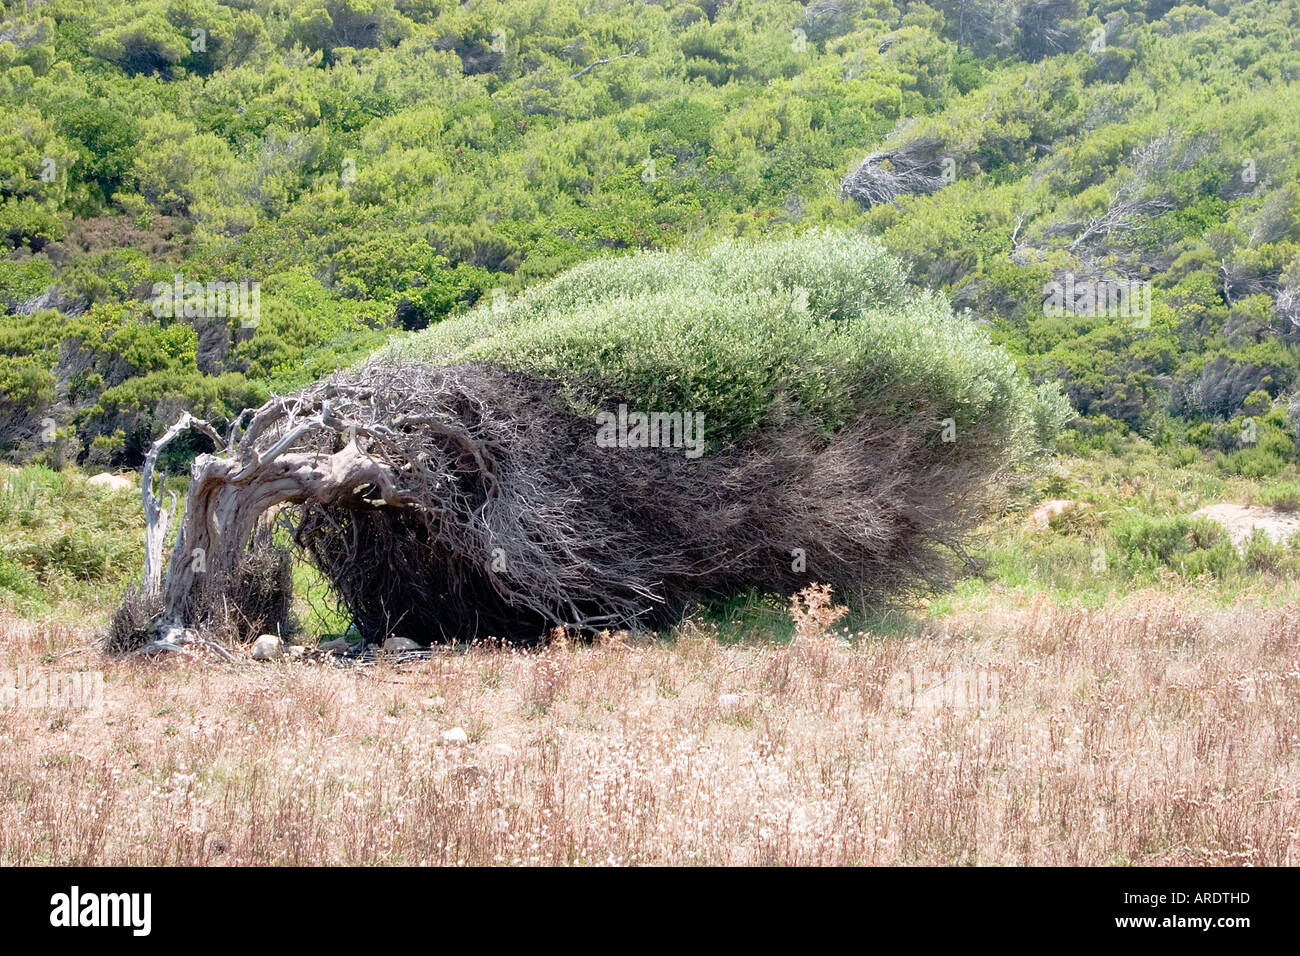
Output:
top-left (251, 634), bottom-right (281, 660)
top-left (1029, 498), bottom-right (1083, 530)
top-left (87, 473), bottom-right (134, 492)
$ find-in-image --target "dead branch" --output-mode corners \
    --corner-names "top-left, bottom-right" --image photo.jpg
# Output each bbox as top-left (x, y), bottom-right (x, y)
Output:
top-left (571, 39), bottom-right (644, 79)
top-left (840, 133), bottom-right (951, 208)
top-left (142, 412), bottom-right (221, 599)
top-left (121, 359), bottom-right (1015, 649)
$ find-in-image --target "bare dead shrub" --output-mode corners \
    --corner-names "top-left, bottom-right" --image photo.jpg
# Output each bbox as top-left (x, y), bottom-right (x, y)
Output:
top-left (789, 583), bottom-right (848, 644)
top-left (789, 583), bottom-right (849, 676)
top-left (201, 541), bottom-right (294, 643)
top-left (840, 134), bottom-right (951, 207)
top-left (106, 583), bottom-right (162, 653)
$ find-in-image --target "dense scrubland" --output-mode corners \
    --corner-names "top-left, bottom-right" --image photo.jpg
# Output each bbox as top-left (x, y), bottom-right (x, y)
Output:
top-left (2, 0), bottom-right (1300, 474)
top-left (3, 0), bottom-right (1300, 864)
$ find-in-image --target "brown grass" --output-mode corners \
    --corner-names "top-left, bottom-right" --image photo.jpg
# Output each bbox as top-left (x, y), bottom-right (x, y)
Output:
top-left (1, 587), bottom-right (1298, 865)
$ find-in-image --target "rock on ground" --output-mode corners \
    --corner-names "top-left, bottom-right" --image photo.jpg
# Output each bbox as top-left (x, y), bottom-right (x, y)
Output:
top-left (1029, 498), bottom-right (1083, 530)
top-left (87, 473), bottom-right (135, 493)
top-left (250, 634), bottom-right (282, 660)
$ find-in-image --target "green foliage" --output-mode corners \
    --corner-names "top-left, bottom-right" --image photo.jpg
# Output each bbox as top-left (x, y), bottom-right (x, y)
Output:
top-left (1108, 512), bottom-right (1232, 572)
top-left (398, 230), bottom-right (1069, 459)
top-left (3, 0), bottom-right (1300, 477)
top-left (1257, 481), bottom-right (1300, 512)
top-left (0, 466), bottom-right (144, 610)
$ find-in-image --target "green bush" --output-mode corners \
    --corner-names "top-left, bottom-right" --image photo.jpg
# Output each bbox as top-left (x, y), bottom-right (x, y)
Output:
top-left (0, 465), bottom-right (144, 611)
top-left (1108, 512), bottom-right (1240, 577)
top-left (0, 556), bottom-right (41, 604)
top-left (1110, 513), bottom-right (1198, 566)
top-left (395, 230), bottom-right (1071, 459)
top-left (6, 0), bottom-right (1300, 477)
top-left (1258, 481), bottom-right (1300, 511)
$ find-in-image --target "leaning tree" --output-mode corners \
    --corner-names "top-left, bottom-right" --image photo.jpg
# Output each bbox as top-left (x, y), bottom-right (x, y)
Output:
top-left (117, 230), bottom-right (1069, 652)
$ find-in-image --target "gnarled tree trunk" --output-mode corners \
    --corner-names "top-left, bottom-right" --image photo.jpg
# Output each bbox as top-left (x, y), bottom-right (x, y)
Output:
top-left (139, 381), bottom-right (422, 652)
top-left (130, 361), bottom-right (997, 653)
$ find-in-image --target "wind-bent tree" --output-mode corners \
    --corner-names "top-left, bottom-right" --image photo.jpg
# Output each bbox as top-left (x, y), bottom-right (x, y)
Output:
top-left (119, 231), bottom-right (1070, 652)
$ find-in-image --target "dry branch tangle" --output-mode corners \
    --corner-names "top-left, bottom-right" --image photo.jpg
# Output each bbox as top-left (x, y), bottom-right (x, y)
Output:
top-left (146, 379), bottom-right (429, 634)
top-left (137, 361), bottom-right (1007, 647)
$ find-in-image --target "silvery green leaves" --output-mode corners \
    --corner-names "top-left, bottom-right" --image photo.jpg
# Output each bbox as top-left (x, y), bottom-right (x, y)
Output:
top-left (392, 230), bottom-right (1062, 466)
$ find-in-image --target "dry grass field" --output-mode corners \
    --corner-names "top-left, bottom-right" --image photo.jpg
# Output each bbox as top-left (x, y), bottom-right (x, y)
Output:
top-left (2, 585), bottom-right (1297, 866)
